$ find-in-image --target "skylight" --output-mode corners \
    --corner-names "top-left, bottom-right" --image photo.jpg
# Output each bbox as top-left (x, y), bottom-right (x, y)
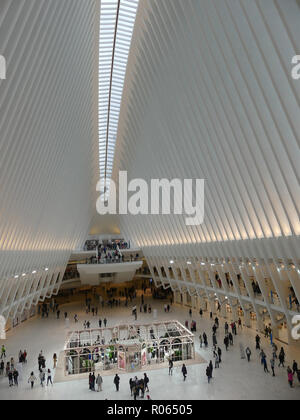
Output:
top-left (99, 0), bottom-right (139, 197)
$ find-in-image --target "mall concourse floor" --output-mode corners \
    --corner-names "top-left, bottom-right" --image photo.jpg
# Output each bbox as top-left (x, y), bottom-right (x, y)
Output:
top-left (0, 295), bottom-right (300, 401)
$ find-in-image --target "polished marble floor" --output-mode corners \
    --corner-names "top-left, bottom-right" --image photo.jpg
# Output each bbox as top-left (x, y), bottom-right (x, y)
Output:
top-left (0, 294), bottom-right (299, 400)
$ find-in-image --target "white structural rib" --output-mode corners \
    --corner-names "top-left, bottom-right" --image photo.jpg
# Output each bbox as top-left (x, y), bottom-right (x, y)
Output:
top-left (0, 0), bottom-right (99, 320)
top-left (112, 0), bottom-right (300, 343)
top-left (98, 0), bottom-right (139, 197)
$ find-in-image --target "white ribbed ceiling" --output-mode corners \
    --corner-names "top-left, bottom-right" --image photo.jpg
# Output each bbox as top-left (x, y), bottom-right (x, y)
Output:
top-left (110, 0), bottom-right (300, 338)
top-left (112, 0), bottom-right (300, 250)
top-left (0, 0), bottom-right (99, 319)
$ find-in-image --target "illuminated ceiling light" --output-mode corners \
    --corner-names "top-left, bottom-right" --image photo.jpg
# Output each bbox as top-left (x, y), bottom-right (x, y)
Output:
top-left (45, 268), bottom-right (49, 271)
top-left (22, 273), bottom-right (26, 277)
top-left (14, 275), bottom-right (19, 279)
top-left (32, 271), bottom-right (37, 274)
top-left (170, 260), bottom-right (174, 264)
top-left (201, 262), bottom-right (206, 266)
top-left (187, 261), bottom-right (192, 265)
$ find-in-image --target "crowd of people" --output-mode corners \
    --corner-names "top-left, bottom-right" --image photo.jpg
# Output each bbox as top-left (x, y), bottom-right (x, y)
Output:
top-left (193, 310), bottom-right (300, 390)
top-left (84, 240), bottom-right (130, 252)
top-left (91, 372), bottom-right (152, 400)
top-left (0, 346), bottom-right (24, 387)
top-left (0, 343), bottom-right (58, 391)
top-left (1, 286), bottom-right (300, 399)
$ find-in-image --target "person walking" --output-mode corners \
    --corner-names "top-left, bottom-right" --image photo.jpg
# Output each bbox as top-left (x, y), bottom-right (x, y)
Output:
top-left (217, 347), bottom-right (222, 363)
top-left (144, 373), bottom-right (149, 392)
top-left (260, 349), bottom-right (266, 365)
top-left (96, 374), bottom-right (103, 392)
top-left (6, 362), bottom-right (10, 377)
top-left (206, 365), bottom-right (212, 383)
top-left (209, 360), bottom-right (214, 379)
top-left (28, 372), bottom-right (37, 389)
top-left (129, 378), bottom-right (134, 396)
top-left (199, 334), bottom-right (203, 349)
top-left (203, 332), bottom-right (208, 348)
top-left (139, 379), bottom-right (145, 398)
top-left (278, 348), bottom-right (285, 367)
top-left (39, 369), bottom-right (45, 387)
top-left (104, 318), bottom-right (107, 328)
top-left (292, 360), bottom-right (298, 375)
top-left (182, 364), bottom-right (187, 381)
top-left (88, 373), bottom-right (93, 390)
top-left (263, 356), bottom-right (269, 373)
top-left (270, 358), bottom-right (275, 377)
top-left (8, 370), bottom-right (13, 387)
top-left (168, 359), bottom-right (173, 376)
top-left (224, 335), bottom-right (229, 351)
top-left (114, 374), bottom-right (120, 391)
top-left (215, 353), bottom-right (220, 369)
top-left (47, 369), bottom-right (53, 386)
top-left (245, 347), bottom-right (251, 362)
top-left (13, 369), bottom-right (19, 386)
top-left (1, 345), bottom-right (6, 359)
top-left (255, 335), bottom-right (261, 350)
top-left (287, 367), bottom-right (294, 388)
top-left (53, 353), bottom-right (57, 369)
top-left (133, 383), bottom-right (139, 400)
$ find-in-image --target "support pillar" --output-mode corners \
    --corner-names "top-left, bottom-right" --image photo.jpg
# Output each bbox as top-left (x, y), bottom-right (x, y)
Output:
top-left (243, 310), bottom-right (251, 328)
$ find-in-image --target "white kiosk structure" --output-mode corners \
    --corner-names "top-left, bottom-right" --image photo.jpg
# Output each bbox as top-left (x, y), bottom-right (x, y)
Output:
top-left (64, 320), bottom-right (195, 375)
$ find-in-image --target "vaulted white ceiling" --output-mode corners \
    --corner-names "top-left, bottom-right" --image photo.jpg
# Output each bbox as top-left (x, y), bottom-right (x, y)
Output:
top-left (112, 0), bottom-right (300, 252)
top-left (0, 0), bottom-right (299, 327)
top-left (110, 0), bottom-right (300, 335)
top-left (0, 0), bottom-right (99, 318)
